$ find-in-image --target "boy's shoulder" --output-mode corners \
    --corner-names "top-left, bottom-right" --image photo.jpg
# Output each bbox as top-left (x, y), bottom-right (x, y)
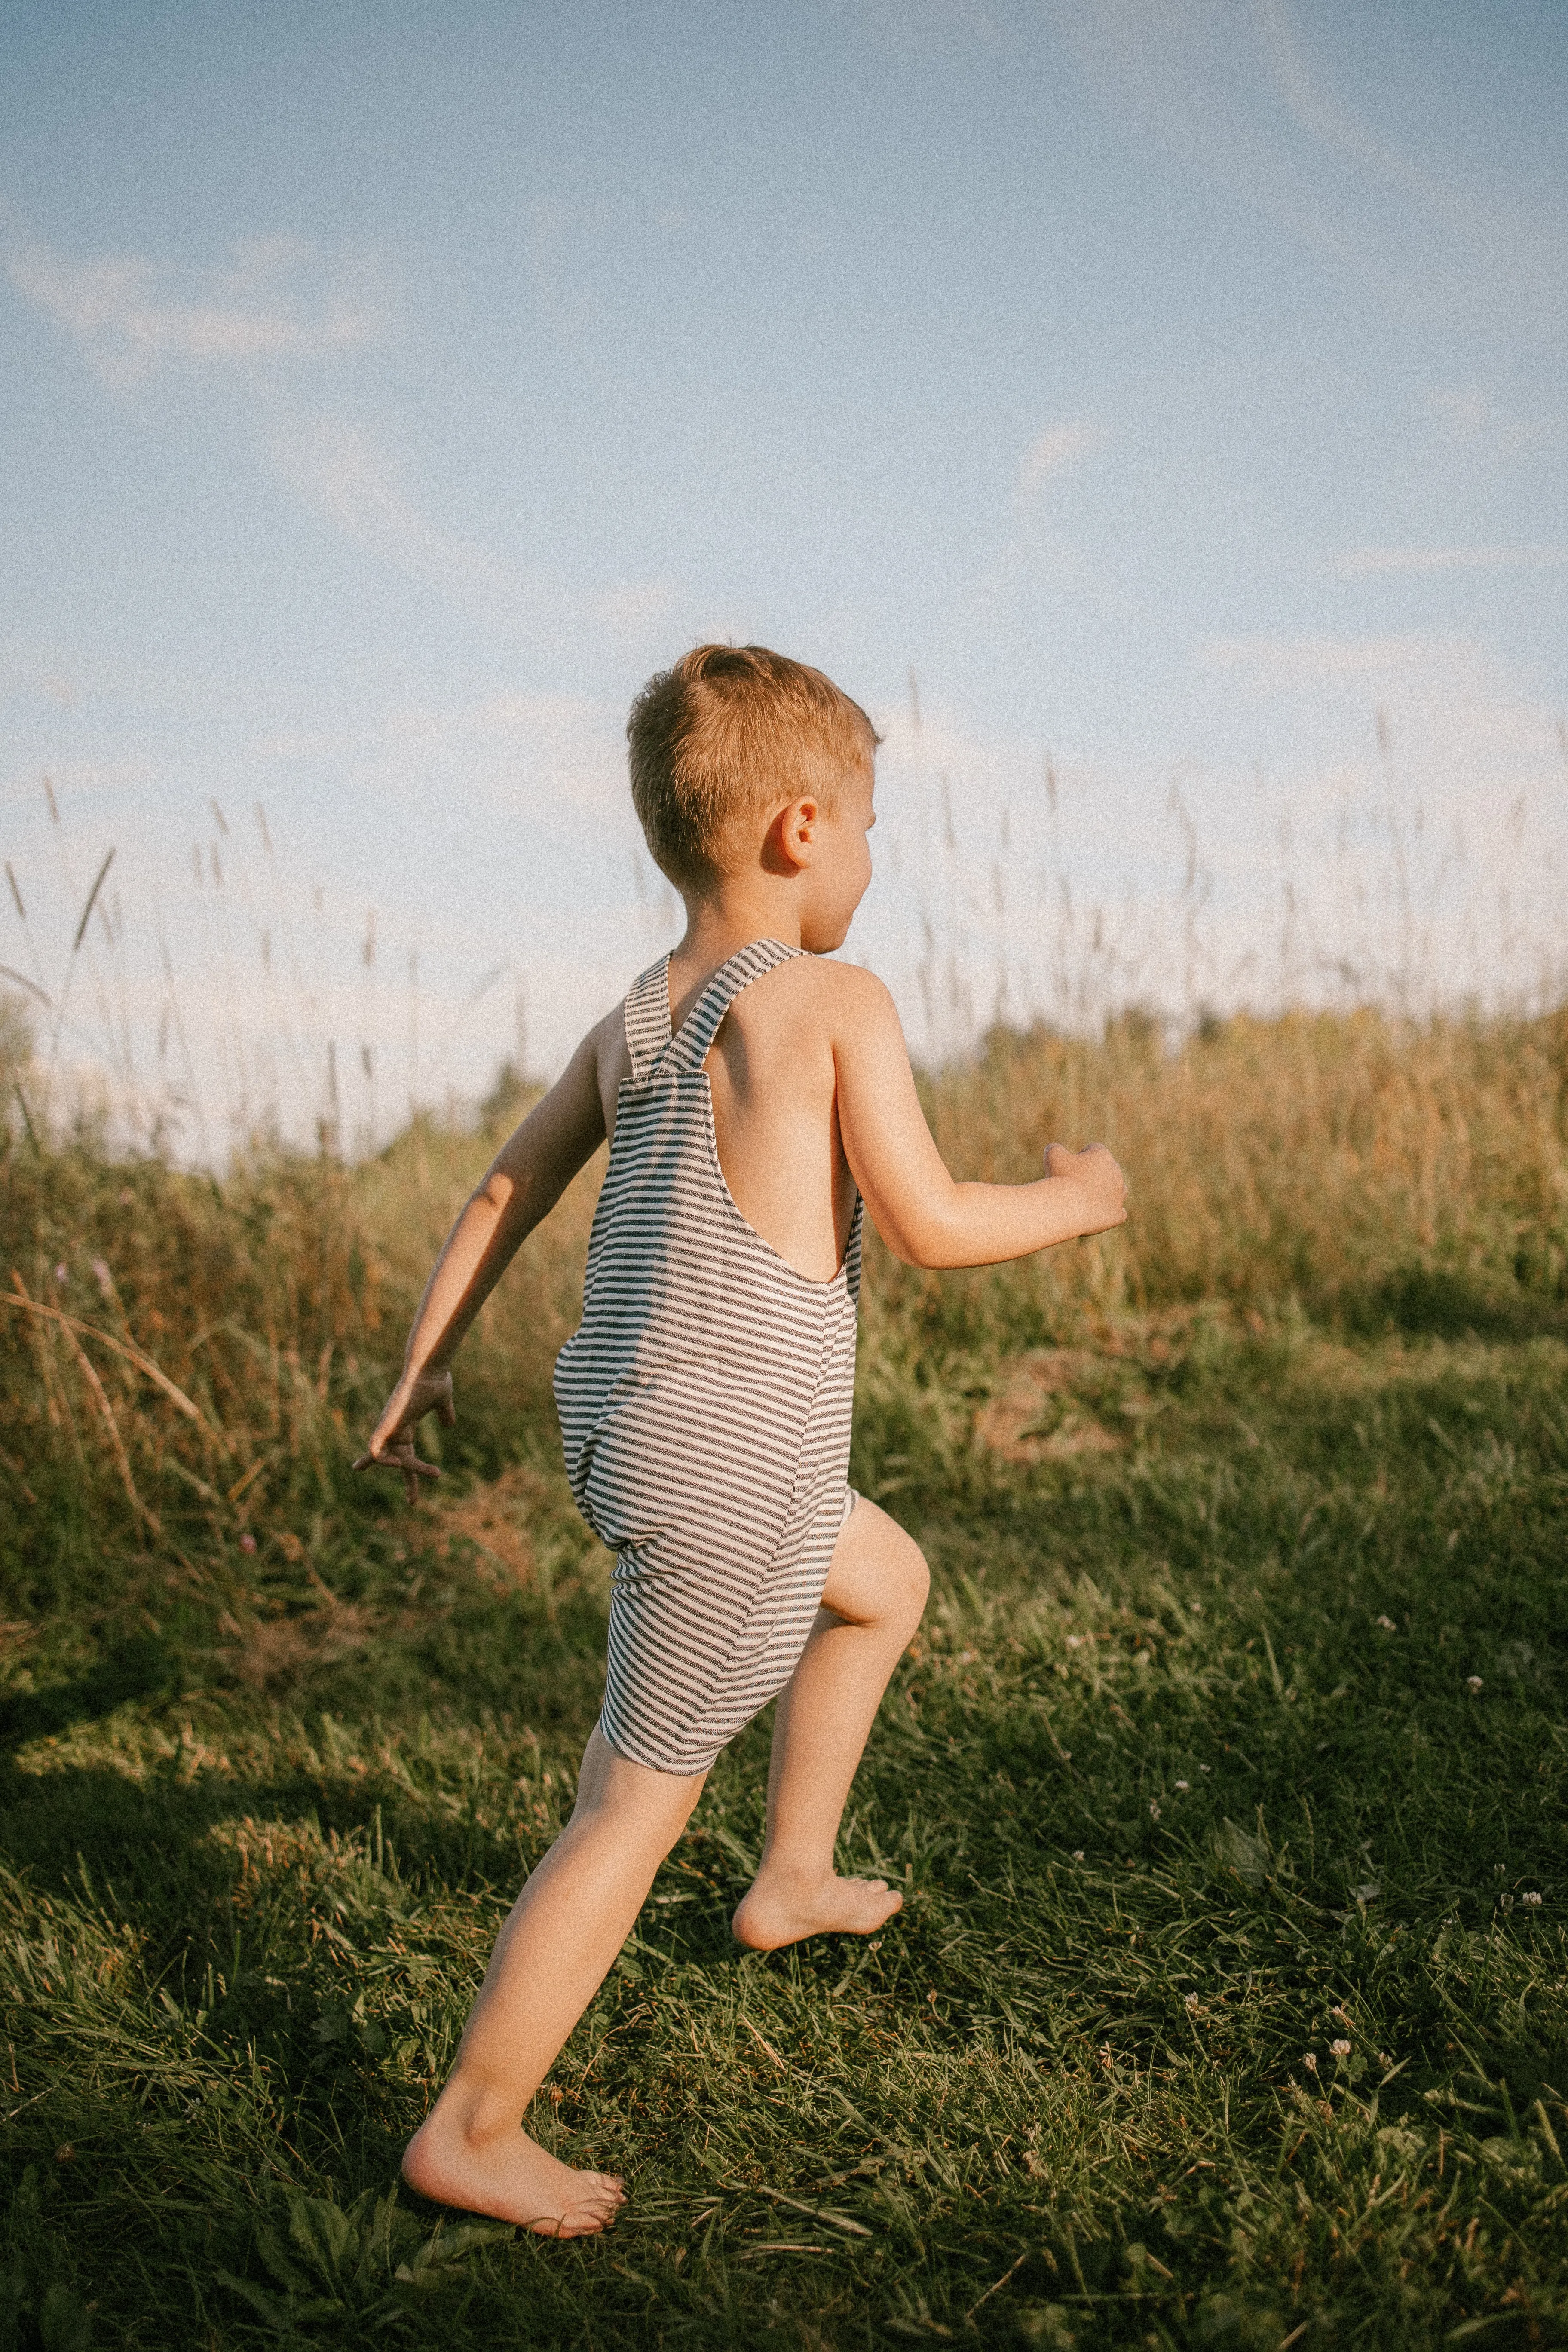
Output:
top-left (589, 948), bottom-right (897, 1087)
top-left (732, 950), bottom-right (897, 1044)
top-left (761, 951), bottom-right (892, 1015)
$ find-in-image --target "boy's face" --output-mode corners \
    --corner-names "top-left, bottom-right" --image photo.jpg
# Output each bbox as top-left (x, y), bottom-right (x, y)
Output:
top-left (798, 754), bottom-right (876, 954)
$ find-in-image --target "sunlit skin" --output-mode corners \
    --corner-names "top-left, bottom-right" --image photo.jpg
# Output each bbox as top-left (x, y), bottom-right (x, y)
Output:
top-left (356, 747), bottom-right (1127, 2236)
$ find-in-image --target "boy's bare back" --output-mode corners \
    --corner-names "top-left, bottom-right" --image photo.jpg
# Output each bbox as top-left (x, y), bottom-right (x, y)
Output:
top-left (589, 952), bottom-right (862, 1286)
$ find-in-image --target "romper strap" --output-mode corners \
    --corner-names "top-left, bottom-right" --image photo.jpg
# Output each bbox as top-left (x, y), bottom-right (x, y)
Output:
top-left (663, 938), bottom-right (802, 1075)
top-left (623, 955), bottom-right (674, 1083)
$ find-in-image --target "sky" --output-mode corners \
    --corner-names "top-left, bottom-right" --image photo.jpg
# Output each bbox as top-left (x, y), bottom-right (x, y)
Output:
top-left (3, 0), bottom-right (1565, 1154)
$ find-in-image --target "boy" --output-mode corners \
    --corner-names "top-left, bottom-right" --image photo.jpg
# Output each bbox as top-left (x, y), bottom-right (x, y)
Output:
top-left (357, 644), bottom-right (1127, 2236)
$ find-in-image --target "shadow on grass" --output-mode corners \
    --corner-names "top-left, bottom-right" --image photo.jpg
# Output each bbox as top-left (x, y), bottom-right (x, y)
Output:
top-left (0, 1633), bottom-right (182, 1749)
top-left (0, 1743), bottom-right (548, 1923)
top-left (1351, 1265), bottom-right (1568, 1343)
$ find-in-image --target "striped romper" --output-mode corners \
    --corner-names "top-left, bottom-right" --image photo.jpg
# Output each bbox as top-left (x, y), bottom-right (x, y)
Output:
top-left (553, 939), bottom-right (862, 1776)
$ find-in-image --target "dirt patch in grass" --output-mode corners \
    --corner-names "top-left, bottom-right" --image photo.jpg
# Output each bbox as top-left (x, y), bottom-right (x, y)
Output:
top-left (217, 1585), bottom-right (376, 1690)
top-left (427, 1462), bottom-right (564, 1589)
top-left (974, 1348), bottom-right (1126, 1462)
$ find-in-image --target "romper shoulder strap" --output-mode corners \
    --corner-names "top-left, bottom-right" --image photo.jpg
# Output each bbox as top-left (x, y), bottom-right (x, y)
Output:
top-left (663, 938), bottom-right (802, 1075)
top-left (622, 955), bottom-right (673, 1083)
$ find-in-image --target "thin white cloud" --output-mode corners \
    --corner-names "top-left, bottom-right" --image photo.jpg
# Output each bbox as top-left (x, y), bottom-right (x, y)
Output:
top-left (1427, 387), bottom-right (1556, 462)
top-left (6, 230), bottom-right (378, 385)
top-left (268, 416), bottom-right (521, 613)
top-left (1049, 1), bottom-right (1568, 337)
top-left (1431, 388), bottom-right (1493, 440)
top-left (1019, 419), bottom-right (1106, 496)
top-left (1254, 0), bottom-right (1456, 227)
top-left (270, 417), bottom-right (679, 654)
top-left (1336, 545), bottom-right (1568, 578)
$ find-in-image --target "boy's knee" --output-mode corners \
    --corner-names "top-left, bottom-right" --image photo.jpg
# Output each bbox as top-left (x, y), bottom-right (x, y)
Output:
top-left (890, 1528), bottom-right (930, 1626)
top-left (825, 1502), bottom-right (929, 1630)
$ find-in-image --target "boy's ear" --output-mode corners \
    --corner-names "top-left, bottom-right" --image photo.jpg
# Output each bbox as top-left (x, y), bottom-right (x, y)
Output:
top-left (775, 796), bottom-right (819, 870)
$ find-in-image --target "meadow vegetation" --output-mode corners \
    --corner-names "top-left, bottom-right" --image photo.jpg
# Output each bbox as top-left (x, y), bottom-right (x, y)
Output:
top-left (0, 1002), bottom-right (1566, 2348)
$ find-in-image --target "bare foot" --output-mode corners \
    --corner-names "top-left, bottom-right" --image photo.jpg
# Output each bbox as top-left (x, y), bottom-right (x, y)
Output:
top-left (732, 1868), bottom-right (904, 1952)
top-left (402, 2113), bottom-right (624, 2238)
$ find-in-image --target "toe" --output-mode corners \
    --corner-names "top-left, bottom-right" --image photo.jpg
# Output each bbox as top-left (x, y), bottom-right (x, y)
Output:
top-left (567, 2199), bottom-right (620, 2237)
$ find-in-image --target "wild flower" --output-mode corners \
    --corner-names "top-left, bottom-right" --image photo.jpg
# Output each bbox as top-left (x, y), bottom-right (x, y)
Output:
top-left (1376, 1615), bottom-right (1396, 1631)
top-left (1149, 1800), bottom-right (1161, 1820)
top-left (1185, 1994), bottom-right (1200, 2012)
top-left (1175, 1779), bottom-right (1190, 1790)
top-left (91, 1257), bottom-right (113, 1298)
top-left (53, 1262), bottom-right (67, 1284)
top-left (1522, 1891), bottom-right (1543, 1907)
top-left (240, 1532), bottom-right (257, 1554)
top-left (1467, 1675), bottom-right (1484, 1692)
top-left (1066, 1635), bottom-right (1083, 1649)
top-left (1304, 2053), bottom-right (1318, 2072)
top-left (1331, 2038), bottom-right (1351, 2057)
top-left (1071, 1850), bottom-right (1084, 1862)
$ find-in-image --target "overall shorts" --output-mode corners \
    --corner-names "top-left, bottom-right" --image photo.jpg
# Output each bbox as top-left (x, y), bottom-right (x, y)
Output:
top-left (554, 940), bottom-right (861, 1774)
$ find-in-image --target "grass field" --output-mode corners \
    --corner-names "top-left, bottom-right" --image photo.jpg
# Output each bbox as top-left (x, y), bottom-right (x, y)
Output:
top-left (1, 1005), bottom-right (1567, 2349)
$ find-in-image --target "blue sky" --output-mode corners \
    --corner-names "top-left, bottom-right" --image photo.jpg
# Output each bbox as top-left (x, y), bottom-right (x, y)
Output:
top-left (3, 0), bottom-right (1565, 1148)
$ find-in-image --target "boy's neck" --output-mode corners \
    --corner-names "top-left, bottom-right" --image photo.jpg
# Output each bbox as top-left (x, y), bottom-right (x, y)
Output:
top-left (671, 879), bottom-right (802, 970)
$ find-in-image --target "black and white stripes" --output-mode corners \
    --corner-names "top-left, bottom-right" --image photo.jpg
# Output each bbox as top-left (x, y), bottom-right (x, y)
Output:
top-left (554, 940), bottom-right (861, 1775)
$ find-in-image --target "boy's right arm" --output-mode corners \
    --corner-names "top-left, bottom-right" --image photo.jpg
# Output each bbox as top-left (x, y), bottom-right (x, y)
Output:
top-left (355, 1013), bottom-right (612, 1499)
top-left (830, 969), bottom-right (1127, 1269)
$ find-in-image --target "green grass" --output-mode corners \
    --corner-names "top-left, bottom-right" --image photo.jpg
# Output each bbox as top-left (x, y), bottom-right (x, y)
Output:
top-left (4, 1289), bottom-right (1568, 2348)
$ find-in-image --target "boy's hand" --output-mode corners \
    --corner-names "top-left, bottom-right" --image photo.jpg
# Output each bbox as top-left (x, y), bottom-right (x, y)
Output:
top-left (354, 1368), bottom-right (456, 1505)
top-left (1043, 1142), bottom-right (1128, 1236)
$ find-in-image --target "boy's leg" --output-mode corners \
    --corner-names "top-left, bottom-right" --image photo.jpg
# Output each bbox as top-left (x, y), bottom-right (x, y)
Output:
top-left (732, 1496), bottom-right (928, 1952)
top-left (403, 1725), bottom-right (705, 2235)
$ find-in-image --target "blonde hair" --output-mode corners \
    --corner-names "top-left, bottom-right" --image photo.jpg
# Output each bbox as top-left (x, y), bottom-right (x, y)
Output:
top-left (627, 643), bottom-right (879, 887)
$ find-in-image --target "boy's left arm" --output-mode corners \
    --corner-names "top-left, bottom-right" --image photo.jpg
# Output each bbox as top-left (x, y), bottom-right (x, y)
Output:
top-left (829, 968), bottom-right (1127, 1268)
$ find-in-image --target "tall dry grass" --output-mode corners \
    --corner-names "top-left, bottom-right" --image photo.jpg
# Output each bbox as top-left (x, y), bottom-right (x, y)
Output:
top-left (876, 1004), bottom-right (1568, 1351)
top-left (1, 995), bottom-right (1564, 1616)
